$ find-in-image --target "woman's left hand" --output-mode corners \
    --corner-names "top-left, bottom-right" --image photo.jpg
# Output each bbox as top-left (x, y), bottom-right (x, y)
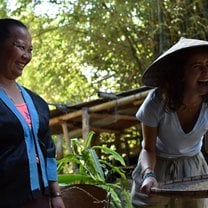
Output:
top-left (140, 176), bottom-right (158, 195)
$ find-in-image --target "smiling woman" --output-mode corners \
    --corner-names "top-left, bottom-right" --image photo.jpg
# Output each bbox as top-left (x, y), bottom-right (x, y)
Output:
top-left (184, 48), bottom-right (208, 95)
top-left (131, 37), bottom-right (208, 208)
top-left (0, 18), bottom-right (65, 208)
top-left (0, 22), bottom-right (32, 81)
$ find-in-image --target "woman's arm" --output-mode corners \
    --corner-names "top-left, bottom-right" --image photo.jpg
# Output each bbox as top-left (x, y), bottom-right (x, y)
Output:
top-left (140, 124), bottom-right (157, 171)
top-left (139, 123), bottom-right (158, 194)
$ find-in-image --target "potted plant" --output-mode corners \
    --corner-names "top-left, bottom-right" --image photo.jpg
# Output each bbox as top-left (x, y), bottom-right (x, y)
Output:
top-left (57, 131), bottom-right (132, 208)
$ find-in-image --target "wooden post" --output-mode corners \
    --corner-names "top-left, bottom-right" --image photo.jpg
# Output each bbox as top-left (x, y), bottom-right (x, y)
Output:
top-left (61, 122), bottom-right (71, 153)
top-left (56, 134), bottom-right (64, 159)
top-left (82, 107), bottom-right (90, 140)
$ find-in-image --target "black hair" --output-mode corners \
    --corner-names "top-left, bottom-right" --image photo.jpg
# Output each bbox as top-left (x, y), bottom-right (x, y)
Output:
top-left (0, 18), bottom-right (28, 43)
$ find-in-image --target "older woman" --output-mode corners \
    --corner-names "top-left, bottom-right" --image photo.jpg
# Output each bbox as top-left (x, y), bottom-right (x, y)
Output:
top-left (0, 18), bottom-right (65, 208)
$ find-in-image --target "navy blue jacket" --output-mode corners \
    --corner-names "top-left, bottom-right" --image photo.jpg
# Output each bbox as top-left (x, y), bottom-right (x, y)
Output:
top-left (0, 85), bottom-right (57, 208)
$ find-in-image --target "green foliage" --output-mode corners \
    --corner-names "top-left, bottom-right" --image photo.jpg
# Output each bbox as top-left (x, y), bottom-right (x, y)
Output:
top-left (3, 0), bottom-right (208, 105)
top-left (57, 131), bottom-right (132, 208)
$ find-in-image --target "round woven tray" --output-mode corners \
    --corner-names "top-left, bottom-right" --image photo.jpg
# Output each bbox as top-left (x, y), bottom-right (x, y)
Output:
top-left (151, 175), bottom-right (208, 197)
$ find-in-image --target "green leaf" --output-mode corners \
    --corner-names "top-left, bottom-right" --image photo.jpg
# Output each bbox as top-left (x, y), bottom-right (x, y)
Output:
top-left (93, 146), bottom-right (126, 166)
top-left (83, 131), bottom-right (95, 148)
top-left (101, 160), bottom-right (126, 180)
top-left (88, 148), bottom-right (105, 180)
top-left (58, 174), bottom-right (95, 184)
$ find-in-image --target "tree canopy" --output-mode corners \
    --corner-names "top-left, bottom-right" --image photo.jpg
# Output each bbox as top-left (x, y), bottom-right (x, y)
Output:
top-left (2, 0), bottom-right (208, 106)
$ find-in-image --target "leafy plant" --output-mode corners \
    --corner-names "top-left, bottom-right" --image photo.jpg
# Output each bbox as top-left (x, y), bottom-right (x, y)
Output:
top-left (57, 131), bottom-right (132, 208)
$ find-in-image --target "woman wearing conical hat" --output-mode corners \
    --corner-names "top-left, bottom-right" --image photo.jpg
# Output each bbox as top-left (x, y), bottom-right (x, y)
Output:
top-left (131, 37), bottom-right (208, 208)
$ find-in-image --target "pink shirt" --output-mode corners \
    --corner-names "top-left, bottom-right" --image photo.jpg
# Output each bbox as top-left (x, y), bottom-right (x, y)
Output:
top-left (16, 103), bottom-right (32, 127)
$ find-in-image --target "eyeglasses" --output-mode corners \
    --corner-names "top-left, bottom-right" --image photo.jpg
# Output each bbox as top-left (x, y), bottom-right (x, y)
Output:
top-left (12, 41), bottom-right (33, 54)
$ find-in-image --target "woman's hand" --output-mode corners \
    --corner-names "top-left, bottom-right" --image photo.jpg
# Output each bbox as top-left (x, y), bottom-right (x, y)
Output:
top-left (49, 181), bottom-right (65, 208)
top-left (140, 176), bottom-right (158, 195)
top-left (51, 197), bottom-right (65, 208)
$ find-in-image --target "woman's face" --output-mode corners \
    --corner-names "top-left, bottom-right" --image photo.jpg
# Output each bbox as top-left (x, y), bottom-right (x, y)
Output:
top-left (0, 26), bottom-right (32, 80)
top-left (184, 50), bottom-right (208, 96)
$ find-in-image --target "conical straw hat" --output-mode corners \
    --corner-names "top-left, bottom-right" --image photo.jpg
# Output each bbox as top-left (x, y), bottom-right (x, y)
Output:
top-left (142, 37), bottom-right (208, 87)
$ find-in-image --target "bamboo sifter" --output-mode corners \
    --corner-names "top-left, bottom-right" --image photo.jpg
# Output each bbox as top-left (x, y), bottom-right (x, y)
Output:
top-left (151, 174), bottom-right (208, 198)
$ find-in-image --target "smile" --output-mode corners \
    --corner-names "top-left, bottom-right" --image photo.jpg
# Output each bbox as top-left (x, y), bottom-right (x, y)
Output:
top-left (198, 80), bottom-right (208, 86)
top-left (16, 63), bottom-right (25, 69)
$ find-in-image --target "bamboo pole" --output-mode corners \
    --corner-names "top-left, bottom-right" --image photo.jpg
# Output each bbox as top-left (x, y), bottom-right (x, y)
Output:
top-left (50, 90), bottom-right (150, 126)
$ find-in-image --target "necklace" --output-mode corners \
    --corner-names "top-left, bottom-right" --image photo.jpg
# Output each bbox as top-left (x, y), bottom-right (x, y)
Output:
top-left (182, 101), bottom-right (202, 112)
